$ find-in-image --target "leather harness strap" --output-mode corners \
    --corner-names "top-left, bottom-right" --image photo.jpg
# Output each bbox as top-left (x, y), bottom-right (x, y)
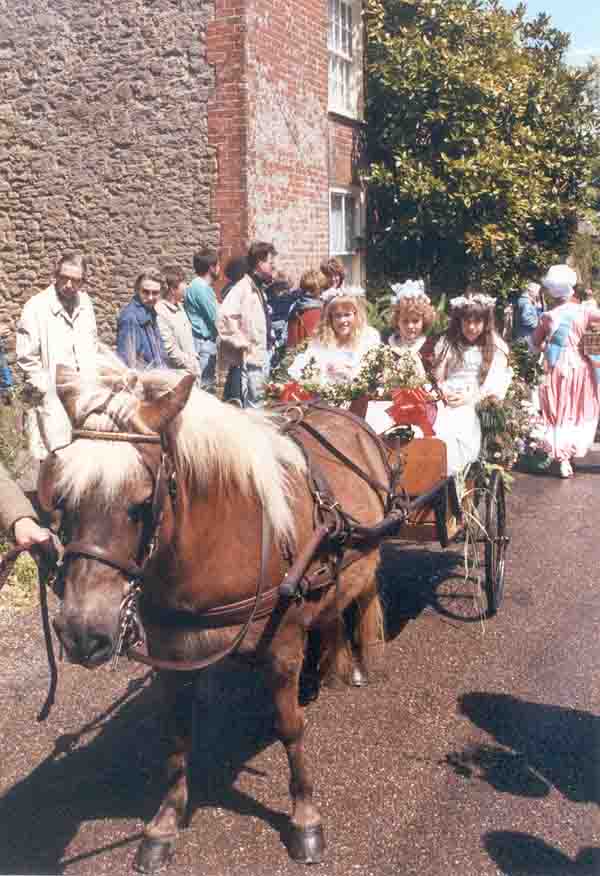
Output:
top-left (126, 504), bottom-right (274, 671)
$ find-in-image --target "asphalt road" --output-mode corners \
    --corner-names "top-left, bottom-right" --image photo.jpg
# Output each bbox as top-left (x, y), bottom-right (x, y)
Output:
top-left (0, 463), bottom-right (599, 876)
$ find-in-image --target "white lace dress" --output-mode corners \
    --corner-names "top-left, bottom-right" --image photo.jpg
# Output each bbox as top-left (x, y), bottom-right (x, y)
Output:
top-left (433, 340), bottom-right (512, 475)
top-left (288, 327), bottom-right (381, 385)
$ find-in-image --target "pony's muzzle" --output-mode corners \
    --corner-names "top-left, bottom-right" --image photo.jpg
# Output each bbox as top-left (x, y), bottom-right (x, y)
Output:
top-left (53, 613), bottom-right (114, 668)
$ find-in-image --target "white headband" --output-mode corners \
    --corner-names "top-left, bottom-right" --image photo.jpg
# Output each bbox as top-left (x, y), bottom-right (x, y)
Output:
top-left (450, 293), bottom-right (496, 310)
top-left (390, 279), bottom-right (430, 306)
top-left (542, 264), bottom-right (577, 299)
top-left (321, 285), bottom-right (366, 303)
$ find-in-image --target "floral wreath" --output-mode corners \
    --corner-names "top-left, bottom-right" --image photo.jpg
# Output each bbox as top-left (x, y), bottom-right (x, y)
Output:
top-left (321, 285), bottom-right (366, 303)
top-left (390, 279), bottom-right (430, 305)
top-left (450, 293), bottom-right (496, 310)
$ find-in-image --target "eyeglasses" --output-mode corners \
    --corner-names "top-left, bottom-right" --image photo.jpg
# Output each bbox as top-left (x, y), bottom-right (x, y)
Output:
top-left (139, 286), bottom-right (161, 296)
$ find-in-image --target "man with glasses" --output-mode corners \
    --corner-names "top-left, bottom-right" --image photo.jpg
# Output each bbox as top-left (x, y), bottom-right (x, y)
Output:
top-left (116, 268), bottom-right (166, 369)
top-left (16, 251), bottom-right (98, 459)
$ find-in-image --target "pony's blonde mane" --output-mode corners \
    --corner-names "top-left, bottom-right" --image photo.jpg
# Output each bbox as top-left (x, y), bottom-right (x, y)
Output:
top-left (55, 349), bottom-right (306, 542)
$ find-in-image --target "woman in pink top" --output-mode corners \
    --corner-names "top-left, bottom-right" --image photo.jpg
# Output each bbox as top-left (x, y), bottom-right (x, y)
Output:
top-left (532, 264), bottom-right (600, 478)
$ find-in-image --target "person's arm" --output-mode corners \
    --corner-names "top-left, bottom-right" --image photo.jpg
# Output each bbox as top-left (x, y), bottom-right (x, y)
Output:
top-left (216, 283), bottom-right (250, 351)
top-left (531, 311), bottom-right (550, 351)
top-left (585, 306), bottom-right (600, 326)
top-left (0, 462), bottom-right (51, 548)
top-left (156, 311), bottom-right (198, 374)
top-left (480, 347), bottom-right (512, 401)
top-left (116, 313), bottom-right (141, 366)
top-left (16, 302), bottom-right (49, 395)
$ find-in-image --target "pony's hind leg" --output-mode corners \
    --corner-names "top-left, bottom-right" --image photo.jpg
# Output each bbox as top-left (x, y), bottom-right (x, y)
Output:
top-left (134, 672), bottom-right (195, 874)
top-left (269, 648), bottom-right (326, 864)
top-left (352, 566), bottom-right (385, 683)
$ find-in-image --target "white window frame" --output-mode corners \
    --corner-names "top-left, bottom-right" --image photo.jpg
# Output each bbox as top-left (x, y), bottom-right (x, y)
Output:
top-left (330, 187), bottom-right (358, 255)
top-left (329, 187), bottom-right (366, 285)
top-left (328, 0), bottom-right (363, 119)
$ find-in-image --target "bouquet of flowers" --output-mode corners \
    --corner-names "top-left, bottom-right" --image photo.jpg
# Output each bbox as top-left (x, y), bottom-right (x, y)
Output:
top-left (476, 340), bottom-right (547, 470)
top-left (266, 343), bottom-right (426, 407)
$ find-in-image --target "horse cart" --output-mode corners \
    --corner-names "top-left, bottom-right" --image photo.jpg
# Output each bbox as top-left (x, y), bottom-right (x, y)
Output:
top-left (0, 367), bottom-right (510, 873)
top-left (347, 392), bottom-right (510, 618)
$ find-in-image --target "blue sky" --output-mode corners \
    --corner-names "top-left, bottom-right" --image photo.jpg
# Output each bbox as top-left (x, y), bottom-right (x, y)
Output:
top-left (503, 0), bottom-right (599, 65)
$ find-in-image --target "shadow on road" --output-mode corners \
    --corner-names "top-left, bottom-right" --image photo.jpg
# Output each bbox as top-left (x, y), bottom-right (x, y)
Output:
top-left (446, 692), bottom-right (600, 805)
top-left (0, 660), bottom-right (288, 875)
top-left (483, 831), bottom-right (600, 874)
top-left (379, 542), bottom-right (485, 637)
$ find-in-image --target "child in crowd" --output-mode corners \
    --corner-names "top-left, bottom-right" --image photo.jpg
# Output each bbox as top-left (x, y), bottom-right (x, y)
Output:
top-left (286, 269), bottom-right (326, 348)
top-left (386, 279), bottom-right (436, 380)
top-left (288, 287), bottom-right (380, 385)
top-left (431, 292), bottom-right (512, 475)
top-left (320, 257), bottom-right (346, 295)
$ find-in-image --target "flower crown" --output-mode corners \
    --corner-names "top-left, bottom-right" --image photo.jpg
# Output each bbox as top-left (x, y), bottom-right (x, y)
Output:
top-left (390, 278), bottom-right (430, 305)
top-left (321, 285), bottom-right (366, 303)
top-left (450, 293), bottom-right (496, 310)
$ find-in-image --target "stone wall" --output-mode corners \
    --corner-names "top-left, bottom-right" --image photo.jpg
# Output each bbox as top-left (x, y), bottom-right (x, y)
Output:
top-left (0, 0), bottom-right (218, 344)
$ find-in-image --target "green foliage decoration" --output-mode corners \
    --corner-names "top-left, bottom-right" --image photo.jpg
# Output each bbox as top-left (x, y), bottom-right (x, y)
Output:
top-left (365, 0), bottom-right (600, 299)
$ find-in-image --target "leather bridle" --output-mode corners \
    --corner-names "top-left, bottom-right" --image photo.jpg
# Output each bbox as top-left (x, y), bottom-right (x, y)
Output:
top-left (58, 427), bottom-right (275, 673)
top-left (61, 429), bottom-right (167, 583)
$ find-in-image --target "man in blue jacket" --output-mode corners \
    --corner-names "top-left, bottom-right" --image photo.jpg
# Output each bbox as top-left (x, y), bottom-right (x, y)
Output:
top-left (117, 268), bottom-right (167, 368)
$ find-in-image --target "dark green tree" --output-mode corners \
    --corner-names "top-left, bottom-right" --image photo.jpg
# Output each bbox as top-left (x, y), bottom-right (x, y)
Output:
top-left (365, 0), bottom-right (600, 298)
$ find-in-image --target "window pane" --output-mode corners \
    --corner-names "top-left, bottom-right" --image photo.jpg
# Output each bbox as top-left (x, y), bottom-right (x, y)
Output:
top-left (328, 0), bottom-right (358, 115)
top-left (344, 195), bottom-right (356, 251)
top-left (330, 193), bottom-right (344, 253)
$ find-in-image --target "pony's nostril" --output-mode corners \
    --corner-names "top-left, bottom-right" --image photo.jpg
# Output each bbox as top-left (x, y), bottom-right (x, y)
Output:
top-left (53, 617), bottom-right (113, 667)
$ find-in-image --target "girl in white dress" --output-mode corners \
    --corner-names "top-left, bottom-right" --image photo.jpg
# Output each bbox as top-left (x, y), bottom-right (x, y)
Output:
top-left (288, 287), bottom-right (380, 385)
top-left (386, 278), bottom-right (436, 381)
top-left (432, 293), bottom-right (512, 475)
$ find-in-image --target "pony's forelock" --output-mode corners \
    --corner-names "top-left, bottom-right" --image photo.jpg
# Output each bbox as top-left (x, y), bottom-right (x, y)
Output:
top-left (55, 349), bottom-right (305, 541)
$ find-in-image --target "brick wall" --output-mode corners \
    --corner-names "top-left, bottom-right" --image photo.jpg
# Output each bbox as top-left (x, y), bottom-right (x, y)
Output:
top-left (0, 0), bottom-right (217, 341)
top-left (208, 0), bottom-right (333, 286)
top-left (207, 0), bottom-right (248, 272)
top-left (246, 0), bottom-right (330, 284)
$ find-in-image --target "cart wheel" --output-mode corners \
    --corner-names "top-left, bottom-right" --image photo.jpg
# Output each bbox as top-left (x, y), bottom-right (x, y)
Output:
top-left (483, 469), bottom-right (508, 617)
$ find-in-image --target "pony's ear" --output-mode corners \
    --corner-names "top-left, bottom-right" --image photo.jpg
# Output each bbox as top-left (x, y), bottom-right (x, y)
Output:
top-left (55, 365), bottom-right (81, 424)
top-left (132, 373), bottom-right (196, 434)
top-left (37, 452), bottom-right (61, 513)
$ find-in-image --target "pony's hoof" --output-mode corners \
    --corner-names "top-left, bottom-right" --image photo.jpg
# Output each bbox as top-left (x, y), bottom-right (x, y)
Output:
top-left (351, 665), bottom-right (368, 687)
top-left (134, 837), bottom-right (175, 873)
top-left (287, 823), bottom-right (326, 863)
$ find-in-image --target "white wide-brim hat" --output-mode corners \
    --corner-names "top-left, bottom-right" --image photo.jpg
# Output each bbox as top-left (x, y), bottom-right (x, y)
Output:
top-left (542, 264), bottom-right (577, 299)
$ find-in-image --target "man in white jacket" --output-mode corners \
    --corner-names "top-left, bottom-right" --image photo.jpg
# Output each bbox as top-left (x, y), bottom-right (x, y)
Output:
top-left (217, 241), bottom-right (276, 407)
top-left (16, 251), bottom-right (98, 459)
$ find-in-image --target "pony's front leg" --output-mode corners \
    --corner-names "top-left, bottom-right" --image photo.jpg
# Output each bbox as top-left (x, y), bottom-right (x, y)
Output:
top-left (134, 672), bottom-right (195, 874)
top-left (270, 654), bottom-right (326, 864)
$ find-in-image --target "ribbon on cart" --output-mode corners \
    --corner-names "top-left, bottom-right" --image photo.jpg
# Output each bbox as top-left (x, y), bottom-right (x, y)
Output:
top-left (385, 387), bottom-right (438, 437)
top-left (278, 381), bottom-right (315, 403)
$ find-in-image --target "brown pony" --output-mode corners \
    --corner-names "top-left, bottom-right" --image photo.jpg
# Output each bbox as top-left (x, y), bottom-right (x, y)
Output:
top-left (41, 353), bottom-right (389, 873)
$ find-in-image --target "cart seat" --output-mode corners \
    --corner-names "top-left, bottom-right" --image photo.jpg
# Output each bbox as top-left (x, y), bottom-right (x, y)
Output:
top-left (393, 438), bottom-right (456, 542)
top-left (398, 437), bottom-right (447, 493)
